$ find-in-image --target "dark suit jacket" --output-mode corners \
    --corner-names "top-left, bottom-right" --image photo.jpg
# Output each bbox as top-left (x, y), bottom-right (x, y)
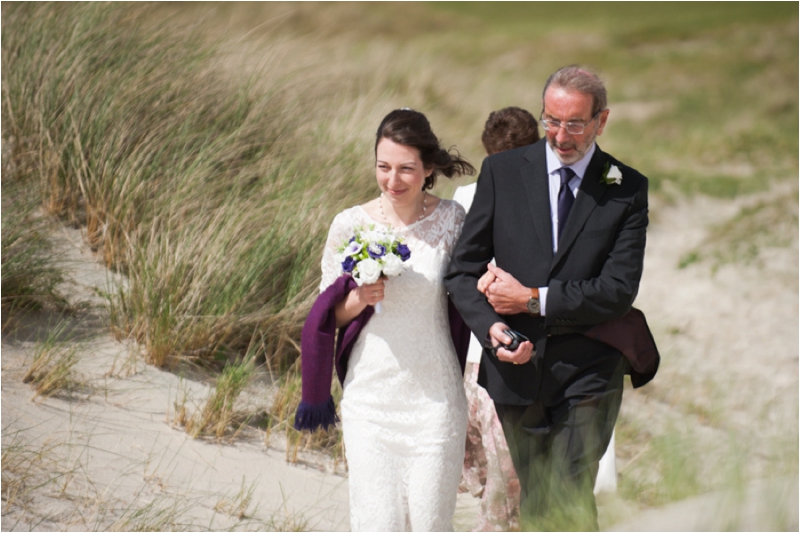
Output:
top-left (444, 139), bottom-right (654, 405)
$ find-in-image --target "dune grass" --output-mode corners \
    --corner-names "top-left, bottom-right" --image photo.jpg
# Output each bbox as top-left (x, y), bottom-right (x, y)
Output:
top-left (1, 176), bottom-right (66, 329)
top-left (21, 321), bottom-right (84, 400)
top-left (191, 1), bottom-right (798, 196)
top-left (1, 426), bottom-right (300, 531)
top-left (3, 2), bottom-right (378, 368)
top-left (266, 362), bottom-right (346, 469)
top-left (213, 476), bottom-right (257, 520)
top-left (185, 354), bottom-right (256, 440)
top-left (1, 430), bottom-right (65, 516)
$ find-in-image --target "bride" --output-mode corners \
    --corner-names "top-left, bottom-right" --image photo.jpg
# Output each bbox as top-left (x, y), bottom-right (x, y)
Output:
top-left (296, 108), bottom-right (475, 531)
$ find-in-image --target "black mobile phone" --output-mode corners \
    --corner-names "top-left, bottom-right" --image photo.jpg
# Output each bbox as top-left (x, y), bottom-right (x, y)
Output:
top-left (485, 328), bottom-right (529, 356)
top-left (502, 328), bottom-right (528, 351)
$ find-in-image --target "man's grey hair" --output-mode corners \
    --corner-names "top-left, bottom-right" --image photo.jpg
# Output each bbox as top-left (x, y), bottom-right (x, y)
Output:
top-left (542, 65), bottom-right (607, 115)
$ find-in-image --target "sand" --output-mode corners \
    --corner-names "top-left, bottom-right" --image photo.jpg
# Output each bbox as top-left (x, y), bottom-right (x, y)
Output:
top-left (2, 181), bottom-right (797, 531)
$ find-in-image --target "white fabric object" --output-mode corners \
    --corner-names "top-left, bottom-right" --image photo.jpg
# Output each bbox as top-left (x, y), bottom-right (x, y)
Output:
top-left (321, 200), bottom-right (469, 531)
top-left (453, 184), bottom-right (488, 364)
top-left (451, 182), bottom-right (477, 214)
top-left (464, 334), bottom-right (484, 364)
top-left (594, 429), bottom-right (617, 494)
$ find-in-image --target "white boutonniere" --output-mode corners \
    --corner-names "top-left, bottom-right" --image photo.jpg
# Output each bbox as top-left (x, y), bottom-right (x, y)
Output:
top-left (600, 162), bottom-right (623, 185)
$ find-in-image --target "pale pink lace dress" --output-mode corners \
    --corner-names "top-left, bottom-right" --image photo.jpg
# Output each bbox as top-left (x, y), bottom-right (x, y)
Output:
top-left (460, 362), bottom-right (521, 532)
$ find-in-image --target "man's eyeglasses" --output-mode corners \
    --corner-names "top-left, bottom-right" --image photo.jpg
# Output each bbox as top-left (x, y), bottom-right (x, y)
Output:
top-left (540, 109), bottom-right (604, 135)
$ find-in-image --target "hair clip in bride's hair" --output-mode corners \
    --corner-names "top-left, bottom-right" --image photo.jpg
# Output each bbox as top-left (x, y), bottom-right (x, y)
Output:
top-left (400, 107), bottom-right (413, 111)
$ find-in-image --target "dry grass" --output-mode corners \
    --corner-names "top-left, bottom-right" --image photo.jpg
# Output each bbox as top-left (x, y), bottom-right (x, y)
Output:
top-left (214, 477), bottom-right (256, 520)
top-left (1, 431), bottom-right (64, 515)
top-left (21, 323), bottom-right (84, 400)
top-left (1, 173), bottom-right (66, 328)
top-left (184, 356), bottom-right (256, 440)
top-left (3, 3), bottom-right (375, 369)
top-left (266, 361), bottom-right (346, 471)
top-left (1, 425), bottom-right (311, 531)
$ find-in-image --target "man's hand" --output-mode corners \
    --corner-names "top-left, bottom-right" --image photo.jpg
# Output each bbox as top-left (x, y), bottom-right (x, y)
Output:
top-left (488, 322), bottom-right (534, 365)
top-left (482, 264), bottom-right (530, 315)
top-left (477, 268), bottom-right (497, 294)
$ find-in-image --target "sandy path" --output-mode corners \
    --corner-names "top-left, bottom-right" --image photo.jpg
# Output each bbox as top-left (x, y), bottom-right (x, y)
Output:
top-left (631, 184), bottom-right (798, 445)
top-left (2, 341), bottom-right (349, 531)
top-left (2, 181), bottom-right (797, 531)
top-left (607, 183), bottom-right (799, 530)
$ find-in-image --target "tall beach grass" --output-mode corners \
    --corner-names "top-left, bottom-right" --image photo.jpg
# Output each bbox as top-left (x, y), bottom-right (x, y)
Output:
top-left (1, 177), bottom-right (65, 327)
top-left (3, 3), bottom-right (382, 368)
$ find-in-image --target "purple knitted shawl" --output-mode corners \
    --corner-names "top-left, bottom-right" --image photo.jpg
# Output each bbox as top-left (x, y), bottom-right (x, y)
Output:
top-left (294, 274), bottom-right (470, 432)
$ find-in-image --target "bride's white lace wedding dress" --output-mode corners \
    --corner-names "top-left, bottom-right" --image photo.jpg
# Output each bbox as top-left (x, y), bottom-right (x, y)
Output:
top-left (320, 199), bottom-right (469, 532)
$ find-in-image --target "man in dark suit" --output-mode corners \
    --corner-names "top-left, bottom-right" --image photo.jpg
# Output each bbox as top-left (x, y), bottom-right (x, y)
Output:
top-left (444, 65), bottom-right (649, 530)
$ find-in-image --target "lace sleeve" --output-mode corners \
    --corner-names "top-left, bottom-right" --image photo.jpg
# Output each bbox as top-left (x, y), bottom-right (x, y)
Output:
top-left (445, 200), bottom-right (467, 255)
top-left (320, 209), bottom-right (357, 292)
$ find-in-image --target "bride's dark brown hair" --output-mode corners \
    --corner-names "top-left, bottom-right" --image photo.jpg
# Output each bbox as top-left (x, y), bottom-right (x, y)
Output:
top-left (375, 109), bottom-right (475, 191)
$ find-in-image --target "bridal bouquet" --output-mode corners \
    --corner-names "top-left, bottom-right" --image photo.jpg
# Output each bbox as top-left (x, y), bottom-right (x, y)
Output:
top-left (336, 225), bottom-right (411, 312)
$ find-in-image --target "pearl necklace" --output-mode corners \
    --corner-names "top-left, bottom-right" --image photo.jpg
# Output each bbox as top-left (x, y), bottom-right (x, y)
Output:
top-left (379, 191), bottom-right (427, 227)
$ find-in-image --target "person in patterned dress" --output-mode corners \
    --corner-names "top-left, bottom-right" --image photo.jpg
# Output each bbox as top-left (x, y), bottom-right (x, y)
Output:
top-left (454, 107), bottom-right (539, 532)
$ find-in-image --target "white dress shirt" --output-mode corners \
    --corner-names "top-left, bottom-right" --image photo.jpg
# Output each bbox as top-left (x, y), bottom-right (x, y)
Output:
top-left (538, 142), bottom-right (596, 316)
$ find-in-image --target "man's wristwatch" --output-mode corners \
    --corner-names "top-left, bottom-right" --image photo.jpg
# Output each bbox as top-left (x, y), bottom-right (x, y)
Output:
top-left (526, 288), bottom-right (540, 315)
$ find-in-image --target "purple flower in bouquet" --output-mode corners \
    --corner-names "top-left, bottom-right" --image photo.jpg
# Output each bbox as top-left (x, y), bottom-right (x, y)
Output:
top-left (367, 243), bottom-right (386, 259)
top-left (396, 243), bottom-right (411, 262)
top-left (341, 255), bottom-right (356, 273)
top-left (343, 240), bottom-right (362, 256)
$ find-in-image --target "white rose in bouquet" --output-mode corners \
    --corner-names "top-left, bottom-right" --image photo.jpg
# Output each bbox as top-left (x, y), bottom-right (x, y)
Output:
top-left (362, 228), bottom-right (388, 244)
top-left (355, 257), bottom-right (382, 285)
top-left (381, 253), bottom-right (404, 277)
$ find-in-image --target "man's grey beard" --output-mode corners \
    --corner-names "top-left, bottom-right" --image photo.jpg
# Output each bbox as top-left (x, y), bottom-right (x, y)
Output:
top-left (548, 133), bottom-right (596, 165)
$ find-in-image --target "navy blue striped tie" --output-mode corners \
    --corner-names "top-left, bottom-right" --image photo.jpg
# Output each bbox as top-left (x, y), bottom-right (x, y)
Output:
top-left (557, 167), bottom-right (575, 239)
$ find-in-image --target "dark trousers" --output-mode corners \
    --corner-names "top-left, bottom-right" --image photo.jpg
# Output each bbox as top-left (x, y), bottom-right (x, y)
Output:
top-left (495, 335), bottom-right (626, 531)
